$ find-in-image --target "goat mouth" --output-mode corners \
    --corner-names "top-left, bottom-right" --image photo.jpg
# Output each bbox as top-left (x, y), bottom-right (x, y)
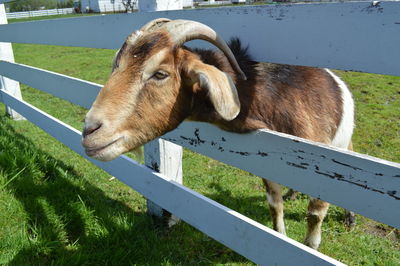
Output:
top-left (84, 137), bottom-right (122, 158)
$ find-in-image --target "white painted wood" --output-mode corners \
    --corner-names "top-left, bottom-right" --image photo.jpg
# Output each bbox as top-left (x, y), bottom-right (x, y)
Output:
top-left (144, 139), bottom-right (183, 226)
top-left (139, 0), bottom-right (183, 12)
top-left (0, 4), bottom-right (24, 120)
top-left (162, 122), bottom-right (400, 229)
top-left (0, 2), bottom-right (399, 75)
top-left (0, 88), bottom-right (343, 265)
top-left (0, 61), bottom-right (101, 109)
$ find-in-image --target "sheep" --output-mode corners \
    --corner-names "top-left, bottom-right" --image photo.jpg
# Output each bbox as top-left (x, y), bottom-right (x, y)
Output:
top-left (81, 18), bottom-right (355, 250)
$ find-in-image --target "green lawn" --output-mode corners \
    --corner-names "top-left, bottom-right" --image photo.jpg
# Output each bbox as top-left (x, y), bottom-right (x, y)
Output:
top-left (0, 17), bottom-right (399, 265)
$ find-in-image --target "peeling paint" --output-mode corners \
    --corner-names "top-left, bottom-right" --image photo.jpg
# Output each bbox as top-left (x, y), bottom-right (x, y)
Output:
top-left (314, 170), bottom-right (400, 200)
top-left (194, 128), bottom-right (205, 144)
top-left (331, 159), bottom-right (362, 171)
top-left (147, 161), bottom-right (159, 172)
top-left (287, 161), bottom-right (307, 170)
top-left (166, 126), bottom-right (400, 205)
top-left (229, 150), bottom-right (250, 156)
top-left (180, 135), bottom-right (201, 146)
top-left (257, 151), bottom-right (269, 157)
top-left (361, 2), bottom-right (384, 14)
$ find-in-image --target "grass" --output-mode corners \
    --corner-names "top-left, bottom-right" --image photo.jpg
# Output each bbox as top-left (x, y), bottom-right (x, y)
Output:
top-left (0, 15), bottom-right (399, 265)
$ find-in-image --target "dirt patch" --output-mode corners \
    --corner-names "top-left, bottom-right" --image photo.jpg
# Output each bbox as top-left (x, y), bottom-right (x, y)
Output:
top-left (363, 219), bottom-right (400, 243)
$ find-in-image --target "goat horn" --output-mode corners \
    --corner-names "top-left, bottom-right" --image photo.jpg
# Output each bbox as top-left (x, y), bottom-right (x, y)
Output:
top-left (140, 18), bottom-right (172, 32)
top-left (161, 19), bottom-right (247, 80)
top-left (127, 18), bottom-right (172, 45)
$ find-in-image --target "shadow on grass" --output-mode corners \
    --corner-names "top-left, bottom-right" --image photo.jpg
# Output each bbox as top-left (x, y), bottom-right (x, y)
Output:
top-left (0, 117), bottom-right (247, 265)
top-left (203, 178), bottom-right (350, 227)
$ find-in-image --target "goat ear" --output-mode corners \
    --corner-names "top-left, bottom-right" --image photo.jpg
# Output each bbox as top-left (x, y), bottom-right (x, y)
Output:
top-left (187, 61), bottom-right (240, 121)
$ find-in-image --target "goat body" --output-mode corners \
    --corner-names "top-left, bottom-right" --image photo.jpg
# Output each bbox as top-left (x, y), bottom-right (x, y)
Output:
top-left (188, 40), bottom-right (355, 248)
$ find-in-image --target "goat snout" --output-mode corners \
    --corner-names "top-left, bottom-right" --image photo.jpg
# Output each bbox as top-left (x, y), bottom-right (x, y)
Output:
top-left (81, 115), bottom-right (126, 161)
top-left (83, 119), bottom-right (102, 137)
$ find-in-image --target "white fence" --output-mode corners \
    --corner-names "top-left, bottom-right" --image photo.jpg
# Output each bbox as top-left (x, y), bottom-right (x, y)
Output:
top-left (0, 2), bottom-right (400, 265)
top-left (6, 8), bottom-right (74, 19)
top-left (195, 0), bottom-right (232, 6)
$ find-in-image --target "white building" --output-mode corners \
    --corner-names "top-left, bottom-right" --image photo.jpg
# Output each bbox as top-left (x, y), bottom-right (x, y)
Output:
top-left (81, 0), bottom-right (136, 13)
top-left (81, 0), bottom-right (193, 13)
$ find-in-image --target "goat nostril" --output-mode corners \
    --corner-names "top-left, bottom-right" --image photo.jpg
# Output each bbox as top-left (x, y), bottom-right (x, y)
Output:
top-left (83, 121), bottom-right (102, 137)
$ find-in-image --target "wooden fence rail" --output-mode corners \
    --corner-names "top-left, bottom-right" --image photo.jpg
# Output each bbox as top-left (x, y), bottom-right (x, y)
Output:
top-left (0, 2), bottom-right (399, 75)
top-left (0, 2), bottom-right (399, 265)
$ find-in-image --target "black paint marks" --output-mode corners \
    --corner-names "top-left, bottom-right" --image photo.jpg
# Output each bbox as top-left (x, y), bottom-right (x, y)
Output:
top-left (388, 190), bottom-right (398, 198)
top-left (314, 170), bottom-right (400, 200)
top-left (361, 2), bottom-right (384, 14)
top-left (177, 129), bottom-right (274, 157)
top-left (147, 161), bottom-right (159, 172)
top-left (287, 162), bottom-right (307, 170)
top-left (194, 128), bottom-right (205, 145)
top-left (331, 159), bottom-right (362, 171)
top-left (179, 129), bottom-right (205, 147)
top-left (229, 150), bottom-right (250, 156)
top-left (257, 151), bottom-right (269, 157)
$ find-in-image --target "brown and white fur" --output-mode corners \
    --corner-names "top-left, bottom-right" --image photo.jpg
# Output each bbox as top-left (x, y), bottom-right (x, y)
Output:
top-left (82, 19), bottom-right (354, 250)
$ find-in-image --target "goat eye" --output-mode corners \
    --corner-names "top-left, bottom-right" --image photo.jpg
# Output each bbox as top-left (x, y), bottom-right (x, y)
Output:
top-left (153, 71), bottom-right (169, 80)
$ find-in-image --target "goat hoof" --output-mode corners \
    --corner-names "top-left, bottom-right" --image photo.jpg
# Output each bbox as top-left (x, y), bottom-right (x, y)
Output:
top-left (304, 237), bottom-right (320, 250)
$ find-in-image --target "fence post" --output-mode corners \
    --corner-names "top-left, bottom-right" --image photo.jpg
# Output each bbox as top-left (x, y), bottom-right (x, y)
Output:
top-left (0, 4), bottom-right (24, 120)
top-left (144, 139), bottom-right (183, 226)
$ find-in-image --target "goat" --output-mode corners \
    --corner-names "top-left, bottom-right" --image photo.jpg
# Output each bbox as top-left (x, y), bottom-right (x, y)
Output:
top-left (81, 18), bottom-right (355, 250)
